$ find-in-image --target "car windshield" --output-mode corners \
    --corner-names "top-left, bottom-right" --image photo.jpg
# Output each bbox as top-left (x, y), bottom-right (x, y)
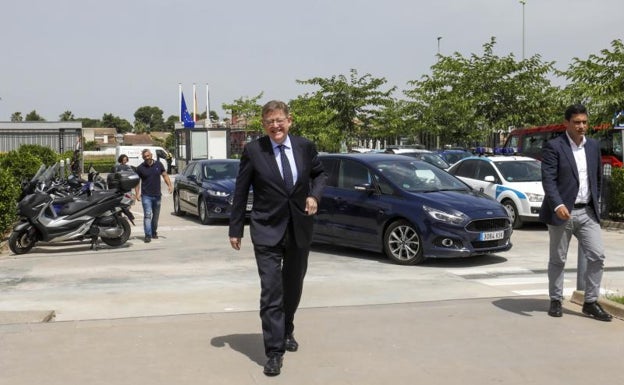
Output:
top-left (442, 151), bottom-right (471, 164)
top-left (203, 162), bottom-right (238, 180)
top-left (494, 160), bottom-right (541, 182)
top-left (372, 159), bottom-right (469, 192)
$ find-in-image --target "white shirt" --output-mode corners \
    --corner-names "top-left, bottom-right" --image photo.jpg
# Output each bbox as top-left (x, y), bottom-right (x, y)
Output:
top-left (270, 136), bottom-right (298, 184)
top-left (566, 132), bottom-right (590, 204)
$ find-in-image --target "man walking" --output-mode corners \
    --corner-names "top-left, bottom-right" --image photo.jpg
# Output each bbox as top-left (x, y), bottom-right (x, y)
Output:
top-left (540, 104), bottom-right (612, 321)
top-left (228, 100), bottom-right (327, 376)
top-left (135, 148), bottom-right (173, 243)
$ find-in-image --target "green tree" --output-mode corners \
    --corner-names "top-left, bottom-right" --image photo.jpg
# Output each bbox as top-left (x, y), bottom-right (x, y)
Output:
top-left (297, 69), bottom-right (396, 149)
top-left (289, 94), bottom-right (341, 152)
top-left (102, 113), bottom-right (133, 133)
top-left (134, 106), bottom-right (165, 133)
top-left (77, 117), bottom-right (101, 128)
top-left (59, 111), bottom-right (75, 121)
top-left (10, 112), bottom-right (23, 122)
top-left (405, 38), bottom-right (560, 147)
top-left (25, 110), bottom-right (45, 121)
top-left (164, 115), bottom-right (178, 131)
top-left (560, 39), bottom-right (624, 124)
top-left (222, 93), bottom-right (264, 132)
top-left (209, 110), bottom-right (219, 122)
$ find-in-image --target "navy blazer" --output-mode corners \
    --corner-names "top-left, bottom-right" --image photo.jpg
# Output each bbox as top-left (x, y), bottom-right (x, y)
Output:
top-left (229, 135), bottom-right (327, 247)
top-left (539, 133), bottom-right (602, 226)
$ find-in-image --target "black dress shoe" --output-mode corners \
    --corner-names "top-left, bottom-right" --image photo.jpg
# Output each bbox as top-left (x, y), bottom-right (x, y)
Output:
top-left (144, 236), bottom-right (151, 243)
top-left (285, 334), bottom-right (298, 352)
top-left (548, 300), bottom-right (562, 317)
top-left (263, 355), bottom-right (283, 376)
top-left (582, 301), bottom-right (612, 322)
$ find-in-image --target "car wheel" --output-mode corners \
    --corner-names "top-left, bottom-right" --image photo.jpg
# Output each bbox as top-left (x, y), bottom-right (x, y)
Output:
top-left (502, 199), bottom-right (523, 229)
top-left (174, 192), bottom-right (186, 216)
top-left (198, 199), bottom-right (212, 225)
top-left (383, 220), bottom-right (425, 265)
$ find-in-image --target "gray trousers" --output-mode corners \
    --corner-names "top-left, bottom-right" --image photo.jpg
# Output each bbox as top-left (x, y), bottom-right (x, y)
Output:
top-left (547, 207), bottom-right (605, 302)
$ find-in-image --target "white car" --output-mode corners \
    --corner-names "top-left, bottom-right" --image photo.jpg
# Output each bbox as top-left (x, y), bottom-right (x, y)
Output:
top-left (447, 155), bottom-right (544, 228)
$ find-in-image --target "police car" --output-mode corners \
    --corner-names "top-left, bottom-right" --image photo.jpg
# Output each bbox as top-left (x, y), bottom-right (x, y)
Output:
top-left (447, 150), bottom-right (544, 228)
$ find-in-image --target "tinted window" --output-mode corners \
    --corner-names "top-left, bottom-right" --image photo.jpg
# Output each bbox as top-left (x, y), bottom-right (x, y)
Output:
top-left (452, 160), bottom-right (479, 179)
top-left (338, 160), bottom-right (371, 189)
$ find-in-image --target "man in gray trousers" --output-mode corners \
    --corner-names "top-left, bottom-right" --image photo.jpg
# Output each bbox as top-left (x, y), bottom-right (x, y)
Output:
top-left (539, 104), bottom-right (612, 321)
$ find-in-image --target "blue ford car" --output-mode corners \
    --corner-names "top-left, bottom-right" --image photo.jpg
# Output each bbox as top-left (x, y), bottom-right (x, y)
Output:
top-left (173, 159), bottom-right (252, 224)
top-left (313, 154), bottom-right (513, 265)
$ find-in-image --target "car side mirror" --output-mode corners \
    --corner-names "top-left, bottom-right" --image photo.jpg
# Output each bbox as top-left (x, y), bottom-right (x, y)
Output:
top-left (187, 175), bottom-right (197, 183)
top-left (484, 175), bottom-right (496, 183)
top-left (354, 183), bottom-right (375, 193)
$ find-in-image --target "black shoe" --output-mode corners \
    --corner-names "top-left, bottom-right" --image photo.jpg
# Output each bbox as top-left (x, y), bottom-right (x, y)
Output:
top-left (548, 300), bottom-right (562, 317)
top-left (263, 355), bottom-right (283, 376)
top-left (144, 236), bottom-right (151, 243)
top-left (285, 334), bottom-right (299, 352)
top-left (152, 232), bottom-right (158, 239)
top-left (582, 301), bottom-right (612, 322)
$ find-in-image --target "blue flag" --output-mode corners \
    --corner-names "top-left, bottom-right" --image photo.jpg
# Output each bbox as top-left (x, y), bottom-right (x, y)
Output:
top-left (181, 92), bottom-right (195, 128)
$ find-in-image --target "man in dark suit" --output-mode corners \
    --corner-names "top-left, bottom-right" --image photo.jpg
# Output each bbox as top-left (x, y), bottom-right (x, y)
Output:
top-left (540, 104), bottom-right (612, 322)
top-left (229, 100), bottom-right (327, 376)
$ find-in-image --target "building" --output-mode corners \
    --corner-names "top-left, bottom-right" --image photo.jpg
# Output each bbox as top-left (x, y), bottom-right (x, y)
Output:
top-left (0, 122), bottom-right (82, 154)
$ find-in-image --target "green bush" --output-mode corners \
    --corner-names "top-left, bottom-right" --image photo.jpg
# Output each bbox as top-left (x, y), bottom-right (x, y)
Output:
top-left (607, 167), bottom-right (624, 219)
top-left (0, 168), bottom-right (20, 234)
top-left (0, 150), bottom-right (42, 184)
top-left (17, 144), bottom-right (58, 166)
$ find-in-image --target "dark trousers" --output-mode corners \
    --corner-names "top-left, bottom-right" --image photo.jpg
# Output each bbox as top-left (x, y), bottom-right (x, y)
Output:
top-left (253, 226), bottom-right (309, 357)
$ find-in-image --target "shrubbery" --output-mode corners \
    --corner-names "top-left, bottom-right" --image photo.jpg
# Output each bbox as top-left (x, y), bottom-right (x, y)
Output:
top-left (0, 144), bottom-right (65, 235)
top-left (0, 168), bottom-right (20, 233)
top-left (606, 167), bottom-right (624, 220)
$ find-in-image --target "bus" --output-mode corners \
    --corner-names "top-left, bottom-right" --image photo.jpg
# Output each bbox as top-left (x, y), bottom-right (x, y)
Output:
top-left (503, 124), bottom-right (623, 168)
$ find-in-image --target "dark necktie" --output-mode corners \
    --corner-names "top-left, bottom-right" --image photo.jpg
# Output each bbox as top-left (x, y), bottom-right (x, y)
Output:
top-left (278, 144), bottom-right (294, 190)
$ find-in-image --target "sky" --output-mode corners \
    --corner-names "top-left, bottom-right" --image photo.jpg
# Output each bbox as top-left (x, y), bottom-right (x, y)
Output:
top-left (0, 0), bottom-right (621, 123)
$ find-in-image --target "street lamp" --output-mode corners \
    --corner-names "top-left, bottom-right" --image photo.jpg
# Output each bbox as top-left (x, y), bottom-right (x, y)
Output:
top-left (437, 36), bottom-right (442, 55)
top-left (519, 0), bottom-right (526, 60)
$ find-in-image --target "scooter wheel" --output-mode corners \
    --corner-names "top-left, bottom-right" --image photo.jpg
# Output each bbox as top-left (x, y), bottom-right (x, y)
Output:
top-left (9, 227), bottom-right (36, 254)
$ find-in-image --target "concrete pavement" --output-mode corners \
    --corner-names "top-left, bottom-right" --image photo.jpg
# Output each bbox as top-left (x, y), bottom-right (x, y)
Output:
top-left (1, 297), bottom-right (623, 385)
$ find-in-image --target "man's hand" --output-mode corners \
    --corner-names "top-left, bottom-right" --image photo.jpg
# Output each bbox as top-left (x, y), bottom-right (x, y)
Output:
top-left (305, 197), bottom-right (318, 215)
top-left (229, 237), bottom-right (241, 250)
top-left (555, 206), bottom-right (571, 221)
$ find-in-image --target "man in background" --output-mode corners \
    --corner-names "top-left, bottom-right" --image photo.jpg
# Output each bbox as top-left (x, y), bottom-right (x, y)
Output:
top-left (135, 149), bottom-right (173, 243)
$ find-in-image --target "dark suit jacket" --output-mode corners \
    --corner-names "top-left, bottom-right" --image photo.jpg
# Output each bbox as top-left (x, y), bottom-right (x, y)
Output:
top-left (539, 133), bottom-right (602, 226)
top-left (229, 135), bottom-right (327, 247)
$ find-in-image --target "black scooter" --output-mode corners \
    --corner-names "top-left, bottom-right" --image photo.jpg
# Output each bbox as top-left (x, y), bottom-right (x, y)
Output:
top-left (9, 170), bottom-right (139, 255)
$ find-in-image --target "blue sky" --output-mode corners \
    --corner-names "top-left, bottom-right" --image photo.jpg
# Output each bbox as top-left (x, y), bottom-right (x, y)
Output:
top-left (0, 0), bottom-right (620, 123)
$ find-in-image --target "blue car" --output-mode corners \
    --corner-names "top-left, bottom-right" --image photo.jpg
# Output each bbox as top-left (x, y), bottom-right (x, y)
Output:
top-left (313, 154), bottom-right (513, 265)
top-left (173, 159), bottom-right (251, 224)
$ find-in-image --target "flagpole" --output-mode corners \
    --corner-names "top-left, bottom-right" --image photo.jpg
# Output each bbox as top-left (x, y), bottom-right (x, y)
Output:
top-left (178, 83), bottom-right (182, 122)
top-left (192, 83), bottom-right (197, 122)
top-left (206, 84), bottom-right (211, 127)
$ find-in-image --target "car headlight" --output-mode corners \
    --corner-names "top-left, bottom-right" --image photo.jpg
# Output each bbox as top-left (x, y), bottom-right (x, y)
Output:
top-left (526, 192), bottom-right (544, 202)
top-left (207, 189), bottom-right (230, 197)
top-left (423, 205), bottom-right (469, 225)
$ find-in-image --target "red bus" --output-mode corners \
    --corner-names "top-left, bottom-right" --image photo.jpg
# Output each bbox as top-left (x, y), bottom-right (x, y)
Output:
top-left (503, 124), bottom-right (623, 168)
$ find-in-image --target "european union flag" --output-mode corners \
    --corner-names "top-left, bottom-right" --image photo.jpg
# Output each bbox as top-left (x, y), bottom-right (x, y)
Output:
top-left (181, 92), bottom-right (195, 128)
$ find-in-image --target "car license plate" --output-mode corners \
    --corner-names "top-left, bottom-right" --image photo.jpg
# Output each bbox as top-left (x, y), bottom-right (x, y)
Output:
top-left (246, 203), bottom-right (252, 211)
top-left (479, 230), bottom-right (504, 241)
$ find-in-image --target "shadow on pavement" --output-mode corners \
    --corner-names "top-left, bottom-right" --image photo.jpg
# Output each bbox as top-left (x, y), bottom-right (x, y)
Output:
top-left (210, 333), bottom-right (266, 366)
top-left (491, 297), bottom-right (580, 317)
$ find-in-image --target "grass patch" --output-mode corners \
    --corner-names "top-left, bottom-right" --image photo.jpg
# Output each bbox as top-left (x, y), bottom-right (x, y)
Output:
top-left (606, 292), bottom-right (624, 305)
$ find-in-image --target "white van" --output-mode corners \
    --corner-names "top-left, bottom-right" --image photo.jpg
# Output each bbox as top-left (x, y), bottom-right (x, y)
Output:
top-left (114, 146), bottom-right (175, 173)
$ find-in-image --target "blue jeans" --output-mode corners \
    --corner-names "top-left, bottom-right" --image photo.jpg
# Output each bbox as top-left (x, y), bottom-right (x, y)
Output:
top-left (141, 195), bottom-right (161, 238)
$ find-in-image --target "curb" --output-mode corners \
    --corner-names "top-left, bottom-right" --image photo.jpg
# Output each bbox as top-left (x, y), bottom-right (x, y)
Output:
top-left (570, 290), bottom-right (624, 320)
top-left (0, 310), bottom-right (56, 325)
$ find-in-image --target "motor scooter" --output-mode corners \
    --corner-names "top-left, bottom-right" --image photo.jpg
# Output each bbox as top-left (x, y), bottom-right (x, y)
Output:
top-left (9, 170), bottom-right (138, 254)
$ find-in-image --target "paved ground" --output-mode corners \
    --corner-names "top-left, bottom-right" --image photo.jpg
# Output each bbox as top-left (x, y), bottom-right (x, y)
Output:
top-left (1, 297), bottom-right (623, 385)
top-left (1, 178), bottom-right (624, 384)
